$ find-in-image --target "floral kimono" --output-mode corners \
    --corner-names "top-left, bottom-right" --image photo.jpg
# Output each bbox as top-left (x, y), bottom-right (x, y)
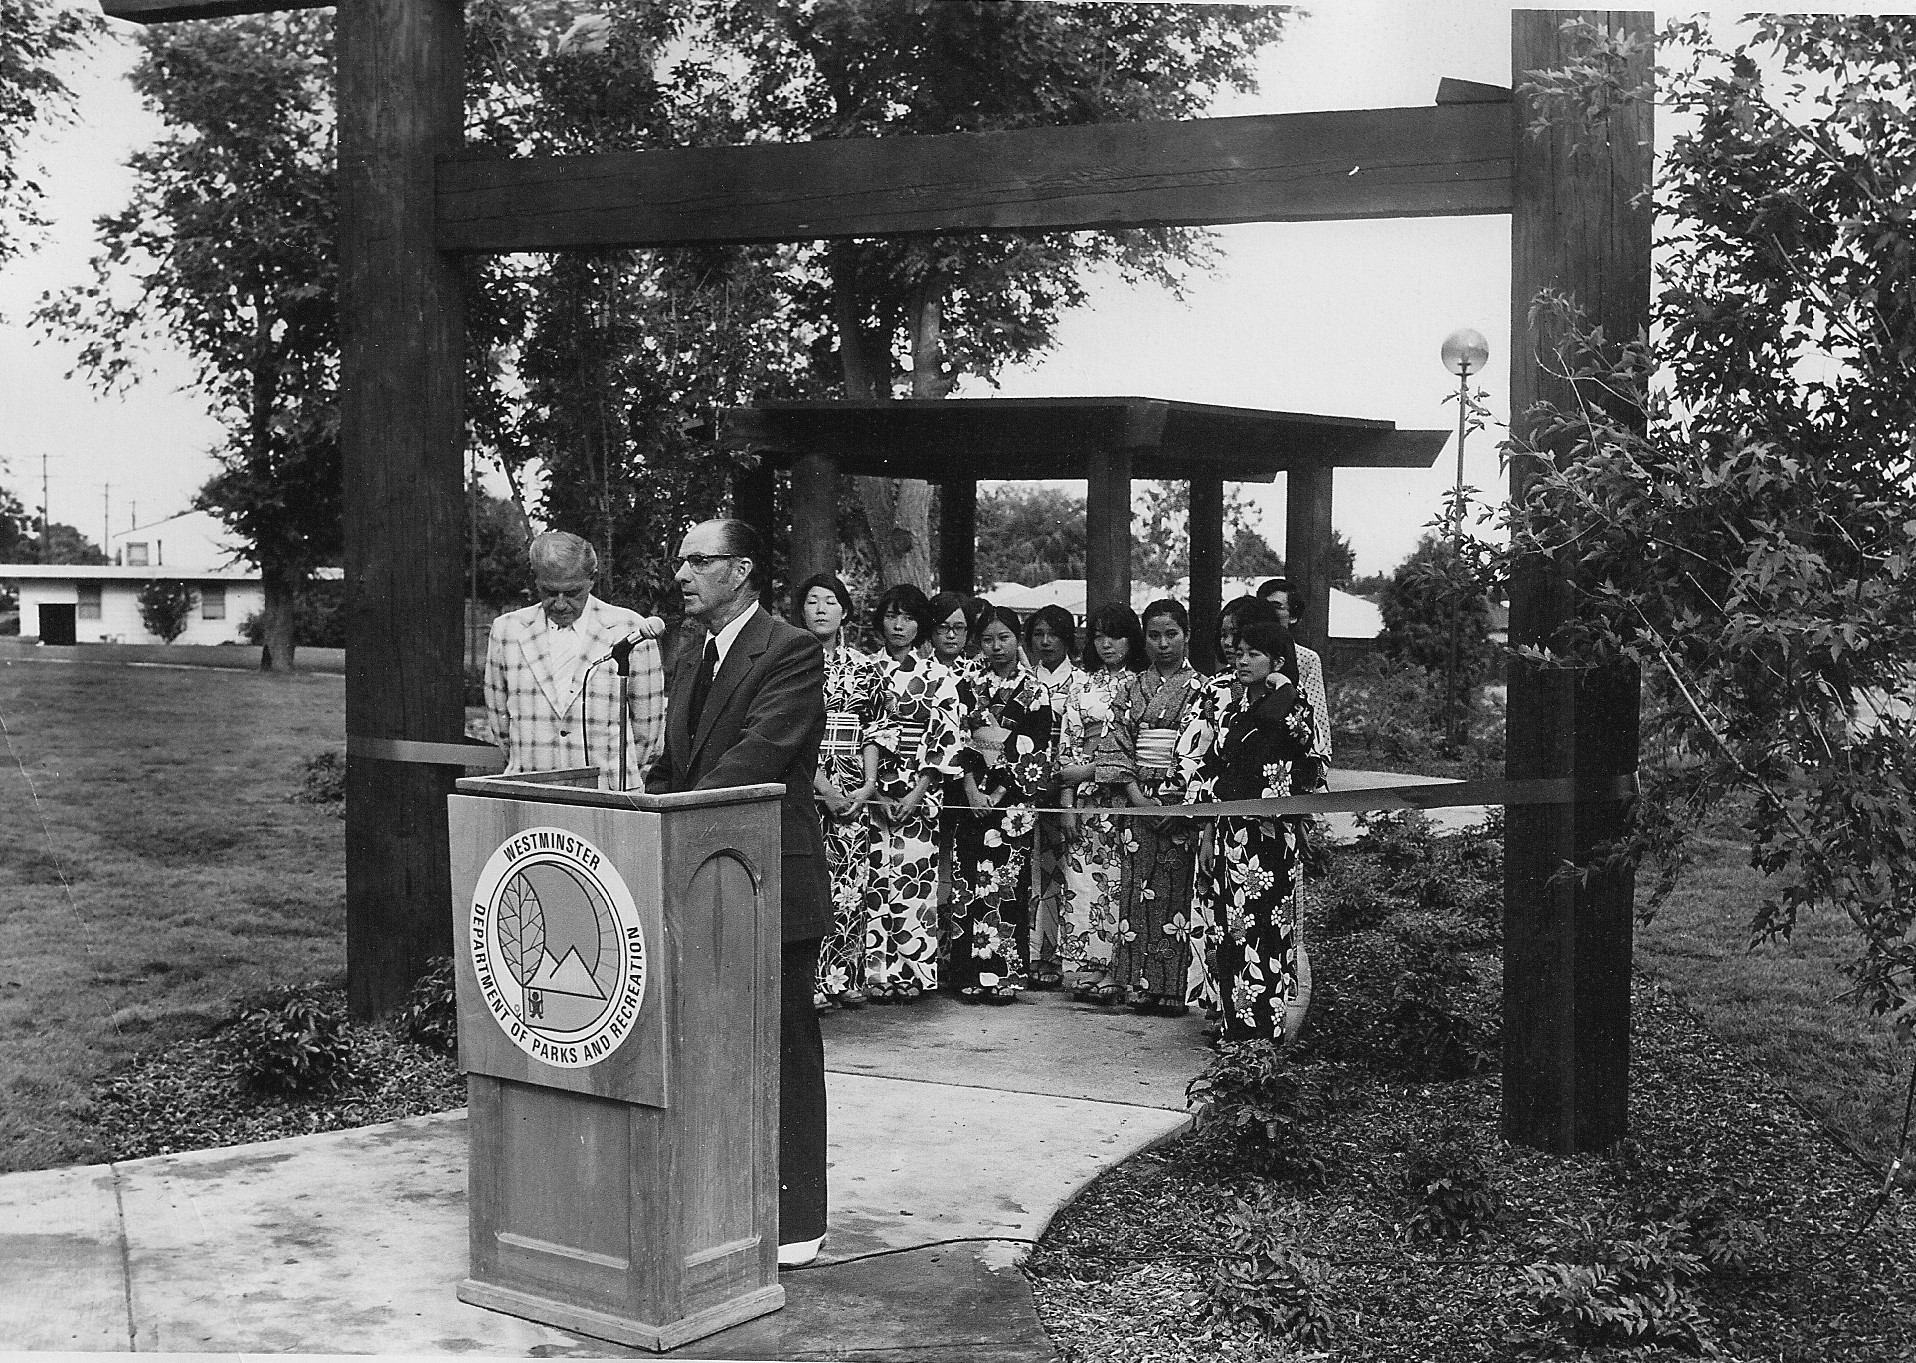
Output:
top-left (1094, 660), bottom-right (1206, 1003)
top-left (1045, 664), bottom-right (1134, 973)
top-left (950, 663), bottom-right (1054, 997)
top-left (1181, 675), bottom-right (1318, 1042)
top-left (863, 651), bottom-right (966, 998)
top-left (814, 643), bottom-right (885, 1005)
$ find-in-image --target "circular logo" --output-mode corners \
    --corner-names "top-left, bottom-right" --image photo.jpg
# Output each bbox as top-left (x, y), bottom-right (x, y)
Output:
top-left (469, 826), bottom-right (646, 1069)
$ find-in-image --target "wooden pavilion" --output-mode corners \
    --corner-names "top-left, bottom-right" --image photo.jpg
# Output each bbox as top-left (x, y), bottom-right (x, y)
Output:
top-left (96, 0), bottom-right (1651, 1154)
top-left (719, 396), bottom-right (1447, 670)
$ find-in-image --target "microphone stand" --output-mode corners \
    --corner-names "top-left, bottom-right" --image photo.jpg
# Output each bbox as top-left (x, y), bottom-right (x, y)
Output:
top-left (610, 635), bottom-right (640, 791)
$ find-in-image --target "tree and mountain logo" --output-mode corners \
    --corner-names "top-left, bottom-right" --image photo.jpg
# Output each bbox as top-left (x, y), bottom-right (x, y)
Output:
top-left (469, 827), bottom-right (647, 1069)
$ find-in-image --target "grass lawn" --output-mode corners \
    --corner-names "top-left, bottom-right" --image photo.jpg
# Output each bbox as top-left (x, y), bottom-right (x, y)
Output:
top-left (0, 657), bottom-right (347, 1172)
top-left (1635, 837), bottom-right (1911, 1171)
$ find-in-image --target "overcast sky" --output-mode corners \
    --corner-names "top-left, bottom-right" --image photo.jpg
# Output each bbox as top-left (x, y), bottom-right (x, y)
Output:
top-left (0, 2), bottom-right (1785, 576)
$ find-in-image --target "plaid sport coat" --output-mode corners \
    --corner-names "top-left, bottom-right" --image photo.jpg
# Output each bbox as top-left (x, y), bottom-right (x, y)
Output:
top-left (484, 595), bottom-right (666, 789)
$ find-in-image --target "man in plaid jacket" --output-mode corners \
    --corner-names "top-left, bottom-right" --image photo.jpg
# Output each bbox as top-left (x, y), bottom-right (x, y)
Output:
top-left (485, 530), bottom-right (666, 790)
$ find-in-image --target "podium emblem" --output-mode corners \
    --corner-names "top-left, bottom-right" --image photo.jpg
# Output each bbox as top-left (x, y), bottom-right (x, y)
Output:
top-left (470, 826), bottom-right (647, 1068)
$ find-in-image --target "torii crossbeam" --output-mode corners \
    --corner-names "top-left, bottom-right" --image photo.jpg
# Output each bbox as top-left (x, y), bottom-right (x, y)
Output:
top-left (97, 0), bottom-right (1650, 1156)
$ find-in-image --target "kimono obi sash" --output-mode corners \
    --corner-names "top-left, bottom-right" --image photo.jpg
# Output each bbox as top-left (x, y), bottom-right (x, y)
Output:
top-left (823, 709), bottom-right (864, 759)
top-left (892, 718), bottom-right (929, 759)
top-left (1135, 727), bottom-right (1179, 774)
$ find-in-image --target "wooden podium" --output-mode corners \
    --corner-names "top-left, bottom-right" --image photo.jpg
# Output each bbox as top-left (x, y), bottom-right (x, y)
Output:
top-left (448, 770), bottom-right (786, 1350)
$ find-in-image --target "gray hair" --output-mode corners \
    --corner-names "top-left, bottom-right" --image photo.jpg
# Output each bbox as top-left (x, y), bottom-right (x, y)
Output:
top-left (528, 530), bottom-right (598, 579)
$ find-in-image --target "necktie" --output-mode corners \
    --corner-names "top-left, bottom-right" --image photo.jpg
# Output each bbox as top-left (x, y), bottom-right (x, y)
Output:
top-left (690, 638), bottom-right (718, 728)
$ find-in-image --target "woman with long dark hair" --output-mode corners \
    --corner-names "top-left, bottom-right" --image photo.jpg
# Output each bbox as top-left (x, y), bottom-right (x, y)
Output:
top-left (1091, 598), bottom-right (1207, 1014)
top-left (1049, 602), bottom-right (1144, 992)
top-left (950, 604), bottom-right (1054, 1001)
top-left (1182, 618), bottom-right (1320, 1041)
top-left (864, 583), bottom-right (965, 1002)
top-left (1023, 603), bottom-right (1080, 989)
top-left (797, 573), bottom-right (882, 1011)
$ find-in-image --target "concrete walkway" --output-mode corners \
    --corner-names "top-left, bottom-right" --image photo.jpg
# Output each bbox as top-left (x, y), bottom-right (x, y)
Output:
top-left (0, 989), bottom-right (1203, 1359)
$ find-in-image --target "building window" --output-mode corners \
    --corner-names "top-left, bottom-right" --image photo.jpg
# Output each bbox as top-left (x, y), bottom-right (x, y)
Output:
top-left (125, 543), bottom-right (149, 566)
top-left (201, 584), bottom-right (226, 620)
top-left (76, 584), bottom-right (102, 620)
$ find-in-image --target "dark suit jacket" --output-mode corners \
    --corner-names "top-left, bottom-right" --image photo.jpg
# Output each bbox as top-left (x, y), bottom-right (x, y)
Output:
top-left (646, 604), bottom-right (831, 943)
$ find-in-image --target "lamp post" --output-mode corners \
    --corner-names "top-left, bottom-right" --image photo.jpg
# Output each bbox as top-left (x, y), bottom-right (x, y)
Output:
top-left (1440, 328), bottom-right (1489, 748)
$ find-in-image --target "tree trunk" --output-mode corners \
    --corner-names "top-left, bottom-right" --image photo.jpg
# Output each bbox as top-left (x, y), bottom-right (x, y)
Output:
top-left (830, 243), bottom-right (938, 592)
top-left (259, 560), bottom-right (298, 673)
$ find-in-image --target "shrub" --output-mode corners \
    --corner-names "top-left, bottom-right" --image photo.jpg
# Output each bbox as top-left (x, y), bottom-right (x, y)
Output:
top-left (463, 662), bottom-right (486, 709)
top-left (136, 580), bottom-right (197, 643)
top-left (1201, 1194), bottom-right (1341, 1346)
top-left (224, 986), bottom-right (351, 1094)
top-left (238, 578), bottom-right (346, 648)
top-left (402, 956), bottom-right (459, 1055)
top-left (1187, 1040), bottom-right (1326, 1183)
top-left (1402, 1121), bottom-right (1502, 1242)
top-left (1380, 945), bottom-right (1499, 1081)
top-left (290, 750), bottom-right (345, 812)
top-left (1517, 1215), bottom-right (1716, 1354)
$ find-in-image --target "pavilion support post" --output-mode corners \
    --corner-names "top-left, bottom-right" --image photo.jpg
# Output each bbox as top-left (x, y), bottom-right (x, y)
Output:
top-left (731, 460), bottom-right (777, 600)
top-left (1284, 465), bottom-right (1334, 658)
top-left (787, 452), bottom-right (839, 602)
top-left (939, 479), bottom-right (976, 594)
top-left (1085, 450), bottom-right (1132, 621)
top-left (1188, 475), bottom-right (1225, 674)
top-left (1502, 8), bottom-right (1651, 1154)
top-left (339, 0), bottom-right (466, 1019)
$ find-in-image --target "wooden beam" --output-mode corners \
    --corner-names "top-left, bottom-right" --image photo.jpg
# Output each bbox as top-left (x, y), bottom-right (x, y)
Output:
top-left (1188, 476), bottom-right (1225, 676)
top-left (1502, 9), bottom-right (1652, 1155)
top-left (788, 452), bottom-right (838, 601)
top-left (939, 481), bottom-right (976, 595)
top-left (100, 0), bottom-right (328, 20)
top-left (1084, 451), bottom-right (1132, 624)
top-left (1284, 466), bottom-right (1334, 658)
top-left (437, 103), bottom-right (1513, 254)
top-left (339, 0), bottom-right (466, 1020)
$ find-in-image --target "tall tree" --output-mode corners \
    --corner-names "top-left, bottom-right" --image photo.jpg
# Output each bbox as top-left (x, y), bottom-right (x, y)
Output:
top-left (1500, 17), bottom-right (1916, 1028)
top-left (974, 484), bottom-right (1087, 587)
top-left (36, 13), bottom-right (339, 672)
top-left (686, 1), bottom-right (1292, 588)
top-left (0, 0), bottom-right (95, 266)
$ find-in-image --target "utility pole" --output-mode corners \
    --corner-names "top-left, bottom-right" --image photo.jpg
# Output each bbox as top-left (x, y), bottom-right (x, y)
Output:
top-left (103, 484), bottom-right (110, 559)
top-left (39, 454), bottom-right (49, 564)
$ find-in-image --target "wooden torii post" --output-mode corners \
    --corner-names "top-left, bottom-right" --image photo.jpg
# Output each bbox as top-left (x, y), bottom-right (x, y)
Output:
top-left (98, 0), bottom-right (1649, 1154)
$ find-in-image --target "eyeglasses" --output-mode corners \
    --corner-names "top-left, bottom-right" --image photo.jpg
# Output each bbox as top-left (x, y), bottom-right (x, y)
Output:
top-left (675, 553), bottom-right (740, 572)
top-left (932, 622), bottom-right (967, 635)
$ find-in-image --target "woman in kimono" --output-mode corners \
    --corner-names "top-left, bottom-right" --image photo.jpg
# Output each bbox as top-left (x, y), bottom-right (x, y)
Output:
top-left (926, 590), bottom-right (985, 986)
top-left (1051, 603), bottom-right (1144, 994)
top-left (798, 573), bottom-right (883, 1012)
top-left (950, 605), bottom-right (1054, 1002)
top-left (863, 583), bottom-right (965, 1003)
top-left (1024, 604), bottom-right (1081, 990)
top-left (1088, 599), bottom-right (1207, 1015)
top-left (1182, 619), bottom-right (1320, 1042)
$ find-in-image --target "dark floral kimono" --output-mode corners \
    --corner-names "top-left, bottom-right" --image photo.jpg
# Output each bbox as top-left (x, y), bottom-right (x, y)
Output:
top-left (1182, 675), bottom-right (1318, 1041)
top-left (950, 663), bottom-right (1054, 997)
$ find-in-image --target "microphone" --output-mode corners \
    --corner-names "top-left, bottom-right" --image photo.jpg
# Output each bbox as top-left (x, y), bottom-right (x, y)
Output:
top-left (591, 617), bottom-right (668, 675)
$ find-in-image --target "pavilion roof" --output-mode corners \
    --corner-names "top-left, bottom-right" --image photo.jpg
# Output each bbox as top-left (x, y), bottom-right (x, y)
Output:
top-left (717, 396), bottom-right (1447, 482)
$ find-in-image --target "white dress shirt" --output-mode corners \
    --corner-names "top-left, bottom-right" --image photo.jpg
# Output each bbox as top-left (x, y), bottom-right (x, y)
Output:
top-left (708, 600), bottom-right (761, 670)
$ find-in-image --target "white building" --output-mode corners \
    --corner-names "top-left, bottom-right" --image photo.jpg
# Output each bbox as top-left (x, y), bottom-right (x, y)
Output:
top-left (2, 510), bottom-right (262, 646)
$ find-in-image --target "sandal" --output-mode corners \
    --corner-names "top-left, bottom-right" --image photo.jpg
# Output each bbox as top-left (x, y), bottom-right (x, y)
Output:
top-left (958, 985), bottom-right (984, 1004)
top-left (1074, 979), bottom-right (1124, 1005)
top-left (1029, 966), bottom-right (1065, 991)
top-left (1151, 999), bottom-right (1190, 1018)
top-left (896, 984), bottom-right (924, 1004)
top-left (839, 989), bottom-right (867, 1010)
top-left (979, 984), bottom-right (1017, 1005)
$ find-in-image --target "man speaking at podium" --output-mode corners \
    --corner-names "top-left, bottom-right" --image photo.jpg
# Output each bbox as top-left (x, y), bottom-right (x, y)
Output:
top-left (647, 517), bottom-right (831, 1269)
